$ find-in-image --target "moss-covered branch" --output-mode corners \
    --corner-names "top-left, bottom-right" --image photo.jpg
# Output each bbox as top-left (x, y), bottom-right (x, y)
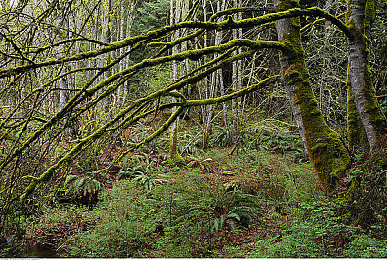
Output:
top-left (74, 40), bottom-right (282, 123)
top-left (32, 37), bottom-right (110, 54)
top-left (3, 2), bottom-right (360, 204)
top-left (0, 7), bottom-right (350, 79)
top-left (0, 34), bottom-right (147, 78)
top-left (152, 6), bottom-right (273, 57)
top-left (185, 75), bottom-right (280, 107)
top-left (301, 11), bottom-right (347, 32)
top-left (0, 45), bottom-right (142, 171)
top-left (15, 48), bottom-right (260, 200)
top-left (306, 7), bottom-right (352, 39)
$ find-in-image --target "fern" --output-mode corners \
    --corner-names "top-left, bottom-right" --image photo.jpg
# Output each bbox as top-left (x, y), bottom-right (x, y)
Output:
top-left (211, 125), bottom-right (231, 147)
top-left (58, 175), bottom-right (102, 207)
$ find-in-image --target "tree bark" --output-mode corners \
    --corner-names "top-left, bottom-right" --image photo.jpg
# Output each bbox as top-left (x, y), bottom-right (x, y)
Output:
top-left (169, 0), bottom-right (183, 161)
top-left (346, 0), bottom-right (387, 156)
top-left (347, 66), bottom-right (370, 152)
top-left (275, 0), bottom-right (351, 195)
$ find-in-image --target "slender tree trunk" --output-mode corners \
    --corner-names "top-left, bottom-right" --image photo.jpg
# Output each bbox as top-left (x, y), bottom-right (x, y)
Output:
top-left (120, 0), bottom-right (136, 106)
top-left (347, 65), bottom-right (370, 152)
top-left (231, 2), bottom-right (238, 141)
top-left (169, 0), bottom-right (183, 161)
top-left (59, 68), bottom-right (68, 111)
top-left (104, 0), bottom-right (112, 115)
top-left (219, 0), bottom-right (229, 142)
top-left (346, 0), bottom-right (387, 157)
top-left (200, 0), bottom-right (212, 151)
top-left (275, 0), bottom-right (351, 195)
top-left (117, 0), bottom-right (126, 106)
top-left (95, 4), bottom-right (104, 121)
top-left (231, 0), bottom-right (243, 142)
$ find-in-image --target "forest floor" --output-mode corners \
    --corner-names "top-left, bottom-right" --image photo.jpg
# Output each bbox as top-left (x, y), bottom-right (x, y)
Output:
top-left (4, 126), bottom-right (387, 258)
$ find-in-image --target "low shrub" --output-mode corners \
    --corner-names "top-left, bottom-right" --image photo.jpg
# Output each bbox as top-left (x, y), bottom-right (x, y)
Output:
top-left (66, 180), bottom-right (157, 257)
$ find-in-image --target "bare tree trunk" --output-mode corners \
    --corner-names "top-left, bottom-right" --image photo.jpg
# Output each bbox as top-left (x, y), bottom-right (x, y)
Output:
top-left (199, 0), bottom-right (210, 150)
top-left (347, 65), bottom-right (370, 152)
top-left (202, 0), bottom-right (229, 150)
top-left (104, 0), bottom-right (112, 115)
top-left (219, 0), bottom-right (229, 142)
top-left (59, 68), bottom-right (69, 111)
top-left (169, 0), bottom-right (183, 161)
top-left (116, 0), bottom-right (126, 106)
top-left (95, 3), bottom-right (104, 122)
top-left (231, 0), bottom-right (243, 143)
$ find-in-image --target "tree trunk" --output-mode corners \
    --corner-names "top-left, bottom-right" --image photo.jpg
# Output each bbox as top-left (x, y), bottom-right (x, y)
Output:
top-left (121, 0), bottom-right (136, 106)
top-left (199, 0), bottom-right (215, 151)
top-left (117, 0), bottom-right (126, 106)
top-left (347, 66), bottom-right (370, 152)
top-left (231, 0), bottom-right (242, 142)
top-left (346, 0), bottom-right (387, 158)
top-left (169, 0), bottom-right (183, 161)
top-left (104, 0), bottom-right (112, 115)
top-left (275, 0), bottom-right (351, 195)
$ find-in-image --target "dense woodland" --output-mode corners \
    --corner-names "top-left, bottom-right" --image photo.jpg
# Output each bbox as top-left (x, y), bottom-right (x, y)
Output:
top-left (0, 0), bottom-right (386, 257)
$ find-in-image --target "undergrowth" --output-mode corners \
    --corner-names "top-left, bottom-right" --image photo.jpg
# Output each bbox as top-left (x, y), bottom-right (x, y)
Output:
top-left (17, 140), bottom-right (387, 258)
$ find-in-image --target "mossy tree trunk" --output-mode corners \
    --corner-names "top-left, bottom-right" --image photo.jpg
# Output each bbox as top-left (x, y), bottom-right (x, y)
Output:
top-left (275, 0), bottom-right (351, 195)
top-left (346, 0), bottom-right (387, 156)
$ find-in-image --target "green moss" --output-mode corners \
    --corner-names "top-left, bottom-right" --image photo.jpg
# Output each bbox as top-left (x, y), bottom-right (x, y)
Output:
top-left (186, 75), bottom-right (278, 107)
top-left (277, 0), bottom-right (351, 195)
top-left (346, 0), bottom-right (387, 152)
top-left (277, 0), bottom-right (299, 11)
top-left (202, 131), bottom-right (210, 151)
top-left (169, 125), bottom-right (183, 162)
top-left (364, 0), bottom-right (377, 38)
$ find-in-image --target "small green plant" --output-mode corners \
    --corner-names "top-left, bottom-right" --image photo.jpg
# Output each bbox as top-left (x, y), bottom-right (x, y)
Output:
top-left (170, 172), bottom-right (263, 235)
top-left (211, 125), bottom-right (231, 147)
top-left (186, 156), bottom-right (213, 172)
top-left (26, 205), bottom-right (93, 255)
top-left (178, 131), bottom-right (201, 156)
top-left (66, 180), bottom-right (156, 257)
top-left (58, 175), bottom-right (102, 207)
top-left (133, 170), bottom-right (165, 190)
top-left (244, 200), bottom-right (349, 257)
top-left (244, 197), bottom-right (387, 258)
top-left (344, 234), bottom-right (387, 257)
top-left (211, 191), bottom-right (263, 233)
top-left (117, 153), bottom-right (157, 179)
top-left (117, 153), bottom-right (168, 190)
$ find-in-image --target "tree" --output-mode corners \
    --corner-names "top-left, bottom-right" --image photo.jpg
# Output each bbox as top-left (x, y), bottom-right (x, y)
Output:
top-left (346, 0), bottom-right (387, 156)
top-left (0, 0), bottom-right (385, 230)
top-left (275, 0), bottom-right (352, 195)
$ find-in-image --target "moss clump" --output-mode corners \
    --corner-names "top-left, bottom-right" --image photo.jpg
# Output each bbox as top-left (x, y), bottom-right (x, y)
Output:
top-left (169, 124), bottom-right (184, 162)
top-left (202, 130), bottom-right (210, 151)
top-left (364, 0), bottom-right (377, 37)
top-left (277, 0), bottom-right (299, 11)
